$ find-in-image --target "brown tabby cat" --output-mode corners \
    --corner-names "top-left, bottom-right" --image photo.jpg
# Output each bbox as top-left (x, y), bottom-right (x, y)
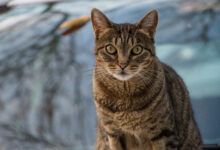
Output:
top-left (91, 8), bottom-right (202, 150)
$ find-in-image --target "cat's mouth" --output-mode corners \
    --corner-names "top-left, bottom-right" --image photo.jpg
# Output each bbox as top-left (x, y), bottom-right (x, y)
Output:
top-left (112, 70), bottom-right (133, 81)
top-left (120, 70), bottom-right (126, 75)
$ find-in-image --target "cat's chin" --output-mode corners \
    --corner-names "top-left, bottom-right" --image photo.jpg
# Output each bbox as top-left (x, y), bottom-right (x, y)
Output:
top-left (112, 73), bottom-right (133, 81)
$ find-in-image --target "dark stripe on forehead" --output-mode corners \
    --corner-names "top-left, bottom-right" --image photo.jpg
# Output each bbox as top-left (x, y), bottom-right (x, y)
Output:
top-left (98, 29), bottom-right (116, 42)
top-left (126, 35), bottom-right (130, 44)
top-left (136, 31), bottom-right (154, 43)
top-left (97, 23), bottom-right (140, 49)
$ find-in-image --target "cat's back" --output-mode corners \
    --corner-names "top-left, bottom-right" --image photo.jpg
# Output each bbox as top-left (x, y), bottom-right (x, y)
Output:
top-left (162, 62), bottom-right (189, 98)
top-left (161, 62), bottom-right (202, 148)
top-left (161, 62), bottom-right (192, 117)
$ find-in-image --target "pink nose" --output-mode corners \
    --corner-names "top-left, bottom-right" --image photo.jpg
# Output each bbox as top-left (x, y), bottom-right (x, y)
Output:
top-left (118, 63), bottom-right (127, 69)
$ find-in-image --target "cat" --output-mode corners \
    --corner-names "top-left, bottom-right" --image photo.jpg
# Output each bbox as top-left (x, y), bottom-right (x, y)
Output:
top-left (91, 8), bottom-right (202, 150)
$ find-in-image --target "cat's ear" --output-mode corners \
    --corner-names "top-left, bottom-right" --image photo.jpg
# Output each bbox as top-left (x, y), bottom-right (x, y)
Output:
top-left (91, 8), bottom-right (112, 38)
top-left (136, 9), bottom-right (158, 38)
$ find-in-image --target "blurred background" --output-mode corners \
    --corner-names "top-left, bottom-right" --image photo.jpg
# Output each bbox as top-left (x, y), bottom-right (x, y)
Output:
top-left (0, 0), bottom-right (220, 150)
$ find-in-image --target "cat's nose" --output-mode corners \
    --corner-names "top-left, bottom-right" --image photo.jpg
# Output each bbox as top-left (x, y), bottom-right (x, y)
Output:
top-left (118, 63), bottom-right (128, 69)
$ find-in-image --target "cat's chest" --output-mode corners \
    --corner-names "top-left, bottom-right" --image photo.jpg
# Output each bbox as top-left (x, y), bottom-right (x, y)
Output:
top-left (98, 107), bottom-right (151, 133)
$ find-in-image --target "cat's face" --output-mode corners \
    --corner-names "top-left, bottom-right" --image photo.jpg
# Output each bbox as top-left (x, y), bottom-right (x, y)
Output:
top-left (91, 8), bottom-right (158, 81)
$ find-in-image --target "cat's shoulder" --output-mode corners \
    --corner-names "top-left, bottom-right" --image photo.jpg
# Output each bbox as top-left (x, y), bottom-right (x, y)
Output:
top-left (161, 62), bottom-right (182, 82)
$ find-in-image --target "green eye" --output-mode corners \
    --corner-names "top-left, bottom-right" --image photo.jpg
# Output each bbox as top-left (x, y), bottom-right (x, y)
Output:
top-left (131, 45), bottom-right (143, 55)
top-left (106, 45), bottom-right (117, 55)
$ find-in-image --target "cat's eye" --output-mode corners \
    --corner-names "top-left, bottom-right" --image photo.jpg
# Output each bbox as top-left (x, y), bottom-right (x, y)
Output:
top-left (106, 45), bottom-right (117, 55)
top-left (131, 45), bottom-right (143, 55)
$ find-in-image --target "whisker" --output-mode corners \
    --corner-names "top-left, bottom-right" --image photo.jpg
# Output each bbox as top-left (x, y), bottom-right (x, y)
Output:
top-left (142, 73), bottom-right (162, 80)
top-left (142, 69), bottom-right (164, 73)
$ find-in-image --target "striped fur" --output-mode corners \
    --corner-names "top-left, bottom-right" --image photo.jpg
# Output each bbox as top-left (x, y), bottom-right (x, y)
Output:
top-left (91, 8), bottom-right (202, 150)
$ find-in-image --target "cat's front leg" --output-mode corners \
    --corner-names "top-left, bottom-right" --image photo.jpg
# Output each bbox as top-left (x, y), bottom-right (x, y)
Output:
top-left (95, 135), bottom-right (124, 150)
top-left (108, 135), bottom-right (124, 150)
top-left (151, 136), bottom-right (179, 150)
top-left (149, 128), bottom-right (179, 150)
top-left (97, 120), bottom-right (124, 150)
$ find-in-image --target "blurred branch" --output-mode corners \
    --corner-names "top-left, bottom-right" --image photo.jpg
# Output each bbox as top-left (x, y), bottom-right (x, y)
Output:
top-left (7, 0), bottom-right (70, 7)
top-left (0, 3), bottom-right (11, 14)
top-left (179, 1), bottom-right (220, 12)
top-left (0, 124), bottom-right (54, 146)
top-left (59, 15), bottom-right (90, 35)
top-left (0, 0), bottom-right (70, 14)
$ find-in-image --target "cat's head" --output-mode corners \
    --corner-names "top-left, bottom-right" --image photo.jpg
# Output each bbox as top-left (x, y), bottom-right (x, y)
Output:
top-left (91, 8), bottom-right (158, 81)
